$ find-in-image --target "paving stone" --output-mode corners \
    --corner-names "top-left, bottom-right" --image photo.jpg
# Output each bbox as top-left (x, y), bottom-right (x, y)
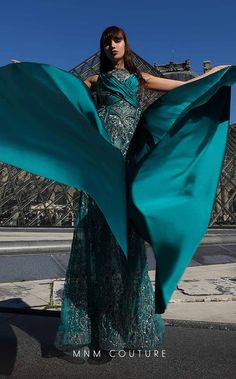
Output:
top-left (202, 255), bottom-right (236, 264)
top-left (52, 279), bottom-right (65, 306)
top-left (162, 301), bottom-right (236, 323)
top-left (177, 278), bottom-right (236, 296)
top-left (0, 280), bottom-right (52, 308)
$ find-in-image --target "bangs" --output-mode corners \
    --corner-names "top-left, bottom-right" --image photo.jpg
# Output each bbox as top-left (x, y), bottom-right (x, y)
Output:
top-left (102, 28), bottom-right (124, 45)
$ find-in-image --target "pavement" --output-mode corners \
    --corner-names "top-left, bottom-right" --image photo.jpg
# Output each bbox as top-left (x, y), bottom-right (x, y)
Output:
top-left (0, 227), bottom-right (235, 324)
top-left (0, 228), bottom-right (235, 378)
top-left (0, 263), bottom-right (235, 324)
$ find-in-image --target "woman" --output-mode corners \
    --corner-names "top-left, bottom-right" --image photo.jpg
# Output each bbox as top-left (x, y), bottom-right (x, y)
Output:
top-left (53, 26), bottom-right (232, 355)
top-left (8, 25), bottom-right (235, 356)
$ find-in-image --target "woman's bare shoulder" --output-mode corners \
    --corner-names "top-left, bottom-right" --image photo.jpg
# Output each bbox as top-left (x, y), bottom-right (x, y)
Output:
top-left (140, 71), bottom-right (153, 79)
top-left (84, 74), bottom-right (99, 88)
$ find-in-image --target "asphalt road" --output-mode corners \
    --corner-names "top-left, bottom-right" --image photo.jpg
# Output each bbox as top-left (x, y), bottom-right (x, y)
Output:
top-left (0, 312), bottom-right (235, 379)
top-left (0, 242), bottom-right (236, 283)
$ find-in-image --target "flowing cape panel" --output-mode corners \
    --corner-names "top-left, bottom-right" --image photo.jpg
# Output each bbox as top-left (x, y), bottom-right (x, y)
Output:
top-left (129, 66), bottom-right (236, 313)
top-left (0, 62), bottom-right (127, 255)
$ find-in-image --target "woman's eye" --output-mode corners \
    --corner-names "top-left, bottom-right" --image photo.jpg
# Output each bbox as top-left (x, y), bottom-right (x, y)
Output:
top-left (103, 37), bottom-right (122, 47)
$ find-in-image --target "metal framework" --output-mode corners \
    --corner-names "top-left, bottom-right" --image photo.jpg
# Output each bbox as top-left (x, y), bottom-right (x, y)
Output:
top-left (0, 52), bottom-right (235, 227)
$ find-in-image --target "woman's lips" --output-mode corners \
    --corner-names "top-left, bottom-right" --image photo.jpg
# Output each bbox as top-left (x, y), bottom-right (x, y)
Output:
top-left (112, 51), bottom-right (118, 55)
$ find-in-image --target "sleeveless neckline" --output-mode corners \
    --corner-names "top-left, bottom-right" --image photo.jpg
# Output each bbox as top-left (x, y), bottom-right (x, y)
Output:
top-left (99, 69), bottom-right (137, 84)
top-left (108, 68), bottom-right (129, 72)
top-left (106, 68), bottom-right (130, 75)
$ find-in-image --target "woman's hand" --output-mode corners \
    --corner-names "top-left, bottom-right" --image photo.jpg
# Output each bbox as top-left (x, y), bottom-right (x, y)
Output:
top-left (210, 65), bottom-right (231, 73)
top-left (186, 65), bottom-right (232, 85)
top-left (11, 59), bottom-right (21, 64)
top-left (215, 65), bottom-right (231, 70)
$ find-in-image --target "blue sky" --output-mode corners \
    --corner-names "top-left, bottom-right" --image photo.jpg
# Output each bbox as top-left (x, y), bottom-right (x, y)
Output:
top-left (1, 0), bottom-right (235, 122)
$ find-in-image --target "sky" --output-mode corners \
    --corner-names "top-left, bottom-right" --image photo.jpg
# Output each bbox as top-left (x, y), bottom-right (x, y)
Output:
top-left (0, 0), bottom-right (235, 122)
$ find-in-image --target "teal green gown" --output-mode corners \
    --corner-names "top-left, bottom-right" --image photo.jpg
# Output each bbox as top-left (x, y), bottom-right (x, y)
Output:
top-left (0, 62), bottom-right (235, 351)
top-left (54, 68), bottom-right (165, 351)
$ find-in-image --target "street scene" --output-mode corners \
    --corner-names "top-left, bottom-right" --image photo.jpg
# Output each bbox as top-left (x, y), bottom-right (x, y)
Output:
top-left (0, 228), bottom-right (235, 378)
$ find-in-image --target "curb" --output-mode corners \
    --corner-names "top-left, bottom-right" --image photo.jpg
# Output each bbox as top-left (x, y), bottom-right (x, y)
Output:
top-left (0, 307), bottom-right (235, 331)
top-left (164, 318), bottom-right (236, 331)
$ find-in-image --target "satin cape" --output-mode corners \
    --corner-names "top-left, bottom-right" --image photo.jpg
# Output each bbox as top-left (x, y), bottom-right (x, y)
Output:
top-left (0, 62), bottom-right (235, 314)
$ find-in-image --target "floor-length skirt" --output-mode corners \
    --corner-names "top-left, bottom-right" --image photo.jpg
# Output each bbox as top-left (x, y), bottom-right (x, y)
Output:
top-left (54, 190), bottom-right (165, 352)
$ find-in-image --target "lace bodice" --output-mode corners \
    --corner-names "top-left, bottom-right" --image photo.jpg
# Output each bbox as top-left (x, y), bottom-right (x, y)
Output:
top-left (96, 69), bottom-right (142, 157)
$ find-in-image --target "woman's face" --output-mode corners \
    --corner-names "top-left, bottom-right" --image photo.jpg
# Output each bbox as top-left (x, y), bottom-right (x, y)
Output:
top-left (103, 34), bottom-right (126, 63)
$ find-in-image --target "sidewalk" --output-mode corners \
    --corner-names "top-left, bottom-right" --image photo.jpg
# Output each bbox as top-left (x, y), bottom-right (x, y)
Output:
top-left (0, 263), bottom-right (235, 324)
top-left (0, 227), bottom-right (235, 325)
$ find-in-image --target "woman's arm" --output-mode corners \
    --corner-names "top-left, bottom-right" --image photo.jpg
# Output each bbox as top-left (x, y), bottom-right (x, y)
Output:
top-left (141, 65), bottom-right (231, 92)
top-left (141, 72), bottom-right (184, 91)
top-left (185, 65), bottom-right (231, 84)
top-left (11, 59), bottom-right (21, 64)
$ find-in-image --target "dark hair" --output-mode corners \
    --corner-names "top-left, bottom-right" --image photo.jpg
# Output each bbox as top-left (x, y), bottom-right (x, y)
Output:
top-left (99, 25), bottom-right (146, 87)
